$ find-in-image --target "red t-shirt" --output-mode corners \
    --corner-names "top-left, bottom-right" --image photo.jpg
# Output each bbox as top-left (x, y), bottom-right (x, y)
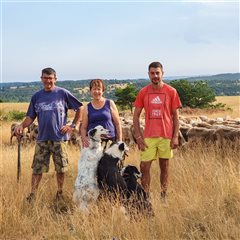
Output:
top-left (134, 83), bottom-right (181, 139)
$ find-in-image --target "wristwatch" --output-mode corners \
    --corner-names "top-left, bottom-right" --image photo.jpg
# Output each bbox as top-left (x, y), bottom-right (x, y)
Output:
top-left (70, 123), bottom-right (76, 129)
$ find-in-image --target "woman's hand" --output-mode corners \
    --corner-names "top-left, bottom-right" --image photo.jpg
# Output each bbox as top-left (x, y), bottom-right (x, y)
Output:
top-left (81, 137), bottom-right (89, 148)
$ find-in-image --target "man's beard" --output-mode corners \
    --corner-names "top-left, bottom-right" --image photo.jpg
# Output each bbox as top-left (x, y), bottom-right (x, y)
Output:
top-left (151, 78), bottom-right (160, 85)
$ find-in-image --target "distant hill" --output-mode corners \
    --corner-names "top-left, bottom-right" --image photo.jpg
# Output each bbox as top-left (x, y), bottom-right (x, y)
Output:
top-left (181, 73), bottom-right (240, 82)
top-left (0, 73), bottom-right (239, 102)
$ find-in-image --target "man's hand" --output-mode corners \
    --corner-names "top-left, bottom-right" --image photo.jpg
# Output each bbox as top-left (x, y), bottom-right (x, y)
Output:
top-left (14, 124), bottom-right (24, 138)
top-left (171, 136), bottom-right (179, 149)
top-left (136, 136), bottom-right (148, 151)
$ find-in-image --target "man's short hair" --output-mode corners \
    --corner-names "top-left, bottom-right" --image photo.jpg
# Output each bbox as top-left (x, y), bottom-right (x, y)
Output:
top-left (148, 62), bottom-right (163, 71)
top-left (89, 79), bottom-right (105, 91)
top-left (41, 67), bottom-right (56, 76)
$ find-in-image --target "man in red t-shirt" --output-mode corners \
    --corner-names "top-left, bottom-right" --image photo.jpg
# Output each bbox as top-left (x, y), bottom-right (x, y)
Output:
top-left (133, 61), bottom-right (181, 200)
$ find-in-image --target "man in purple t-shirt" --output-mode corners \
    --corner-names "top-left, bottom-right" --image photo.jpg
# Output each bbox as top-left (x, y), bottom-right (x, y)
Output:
top-left (15, 67), bottom-right (82, 206)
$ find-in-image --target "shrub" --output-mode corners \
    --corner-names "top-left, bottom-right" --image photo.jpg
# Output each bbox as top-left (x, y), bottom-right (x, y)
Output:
top-left (0, 110), bottom-right (26, 121)
top-left (170, 80), bottom-right (216, 108)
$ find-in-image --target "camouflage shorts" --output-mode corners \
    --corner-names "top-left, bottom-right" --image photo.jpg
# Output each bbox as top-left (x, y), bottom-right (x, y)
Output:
top-left (32, 141), bottom-right (68, 174)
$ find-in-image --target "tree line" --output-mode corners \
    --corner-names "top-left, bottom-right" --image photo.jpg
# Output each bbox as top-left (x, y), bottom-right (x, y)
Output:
top-left (0, 75), bottom-right (239, 105)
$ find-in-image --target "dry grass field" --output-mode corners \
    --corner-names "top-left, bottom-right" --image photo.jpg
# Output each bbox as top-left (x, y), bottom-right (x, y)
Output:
top-left (0, 96), bottom-right (239, 119)
top-left (0, 96), bottom-right (239, 240)
top-left (179, 96), bottom-right (240, 119)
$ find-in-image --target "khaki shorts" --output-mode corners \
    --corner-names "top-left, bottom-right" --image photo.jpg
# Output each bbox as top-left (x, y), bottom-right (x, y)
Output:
top-left (32, 141), bottom-right (68, 174)
top-left (140, 138), bottom-right (173, 162)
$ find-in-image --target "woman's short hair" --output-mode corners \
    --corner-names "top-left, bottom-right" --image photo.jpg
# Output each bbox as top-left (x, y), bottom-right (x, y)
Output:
top-left (89, 79), bottom-right (105, 91)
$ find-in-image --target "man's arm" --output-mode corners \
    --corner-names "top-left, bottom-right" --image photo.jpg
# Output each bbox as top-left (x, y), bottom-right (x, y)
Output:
top-left (133, 107), bottom-right (147, 150)
top-left (72, 106), bottom-right (83, 127)
top-left (61, 107), bottom-right (83, 134)
top-left (171, 108), bottom-right (180, 149)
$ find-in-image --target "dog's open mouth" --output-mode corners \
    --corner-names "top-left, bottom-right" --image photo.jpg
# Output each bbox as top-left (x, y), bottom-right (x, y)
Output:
top-left (134, 172), bottom-right (142, 179)
top-left (100, 133), bottom-right (111, 139)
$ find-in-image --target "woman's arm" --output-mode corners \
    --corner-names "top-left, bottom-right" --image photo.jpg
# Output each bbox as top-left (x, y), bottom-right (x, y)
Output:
top-left (110, 100), bottom-right (122, 141)
top-left (80, 106), bottom-right (89, 148)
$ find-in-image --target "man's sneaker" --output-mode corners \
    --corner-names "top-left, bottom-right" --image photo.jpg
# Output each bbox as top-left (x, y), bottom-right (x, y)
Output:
top-left (26, 192), bottom-right (35, 204)
top-left (146, 192), bottom-right (150, 200)
top-left (56, 190), bottom-right (64, 201)
top-left (160, 191), bottom-right (167, 203)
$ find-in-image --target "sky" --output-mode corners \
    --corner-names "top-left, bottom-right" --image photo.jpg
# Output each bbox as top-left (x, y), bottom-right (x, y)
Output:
top-left (1, 0), bottom-right (239, 82)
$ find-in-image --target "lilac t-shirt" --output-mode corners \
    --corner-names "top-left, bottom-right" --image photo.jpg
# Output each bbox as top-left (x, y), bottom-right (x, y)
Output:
top-left (87, 99), bottom-right (116, 139)
top-left (27, 87), bottom-right (82, 141)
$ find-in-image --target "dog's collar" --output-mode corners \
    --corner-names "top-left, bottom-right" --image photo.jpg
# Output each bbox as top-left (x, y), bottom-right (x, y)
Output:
top-left (122, 173), bottom-right (130, 178)
top-left (89, 136), bottom-right (101, 142)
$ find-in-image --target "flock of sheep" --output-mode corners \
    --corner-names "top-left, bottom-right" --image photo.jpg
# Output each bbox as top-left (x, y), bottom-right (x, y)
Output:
top-left (10, 114), bottom-right (240, 148)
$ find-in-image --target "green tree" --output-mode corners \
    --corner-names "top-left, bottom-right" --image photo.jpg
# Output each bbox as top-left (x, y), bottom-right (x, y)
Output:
top-left (115, 84), bottom-right (138, 113)
top-left (170, 80), bottom-right (216, 108)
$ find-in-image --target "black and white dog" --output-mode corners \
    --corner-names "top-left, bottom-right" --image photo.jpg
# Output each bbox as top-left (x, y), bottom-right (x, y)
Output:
top-left (121, 165), bottom-right (154, 216)
top-left (97, 141), bottom-right (129, 200)
top-left (73, 125), bottom-right (109, 212)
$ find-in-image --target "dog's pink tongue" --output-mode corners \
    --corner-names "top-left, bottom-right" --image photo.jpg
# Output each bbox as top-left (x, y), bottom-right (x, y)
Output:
top-left (101, 134), bottom-right (111, 139)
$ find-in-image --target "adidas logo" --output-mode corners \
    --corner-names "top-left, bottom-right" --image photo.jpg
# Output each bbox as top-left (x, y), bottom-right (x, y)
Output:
top-left (151, 96), bottom-right (162, 104)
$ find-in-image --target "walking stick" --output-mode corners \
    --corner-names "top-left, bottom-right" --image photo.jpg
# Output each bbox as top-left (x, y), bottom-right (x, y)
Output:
top-left (17, 136), bottom-right (22, 183)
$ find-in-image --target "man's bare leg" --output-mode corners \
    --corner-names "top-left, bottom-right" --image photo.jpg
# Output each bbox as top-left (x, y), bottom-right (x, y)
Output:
top-left (140, 160), bottom-right (153, 193)
top-left (56, 172), bottom-right (64, 193)
top-left (26, 173), bottom-right (42, 203)
top-left (31, 173), bottom-right (43, 193)
top-left (159, 158), bottom-right (169, 198)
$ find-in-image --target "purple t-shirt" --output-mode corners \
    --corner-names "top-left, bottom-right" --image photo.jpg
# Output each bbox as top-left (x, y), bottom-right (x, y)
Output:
top-left (87, 99), bottom-right (116, 139)
top-left (27, 87), bottom-right (82, 141)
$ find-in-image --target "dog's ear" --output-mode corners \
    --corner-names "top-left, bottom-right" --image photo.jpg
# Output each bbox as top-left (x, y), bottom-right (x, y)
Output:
top-left (89, 128), bottom-right (97, 137)
top-left (133, 166), bottom-right (140, 174)
top-left (118, 142), bottom-right (125, 151)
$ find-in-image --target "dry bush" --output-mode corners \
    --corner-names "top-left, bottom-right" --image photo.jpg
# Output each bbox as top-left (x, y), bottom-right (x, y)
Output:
top-left (1, 121), bottom-right (240, 240)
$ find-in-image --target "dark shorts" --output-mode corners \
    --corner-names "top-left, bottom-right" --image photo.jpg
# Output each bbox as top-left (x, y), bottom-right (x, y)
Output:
top-left (32, 141), bottom-right (68, 174)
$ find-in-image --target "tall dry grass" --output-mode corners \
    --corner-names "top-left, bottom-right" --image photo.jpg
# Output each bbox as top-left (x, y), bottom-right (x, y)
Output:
top-left (0, 121), bottom-right (240, 240)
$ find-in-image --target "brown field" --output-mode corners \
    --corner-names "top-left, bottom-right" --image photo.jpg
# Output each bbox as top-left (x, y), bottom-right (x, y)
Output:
top-left (179, 96), bottom-right (240, 119)
top-left (0, 97), bottom-right (240, 239)
top-left (1, 95), bottom-right (239, 119)
top-left (215, 96), bottom-right (240, 117)
top-left (0, 103), bottom-right (30, 113)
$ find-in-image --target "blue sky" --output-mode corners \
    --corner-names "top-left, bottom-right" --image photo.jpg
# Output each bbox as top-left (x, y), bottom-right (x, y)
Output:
top-left (1, 1), bottom-right (239, 82)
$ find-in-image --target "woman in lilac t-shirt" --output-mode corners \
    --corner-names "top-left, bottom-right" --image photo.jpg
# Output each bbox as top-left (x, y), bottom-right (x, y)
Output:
top-left (80, 79), bottom-right (122, 148)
